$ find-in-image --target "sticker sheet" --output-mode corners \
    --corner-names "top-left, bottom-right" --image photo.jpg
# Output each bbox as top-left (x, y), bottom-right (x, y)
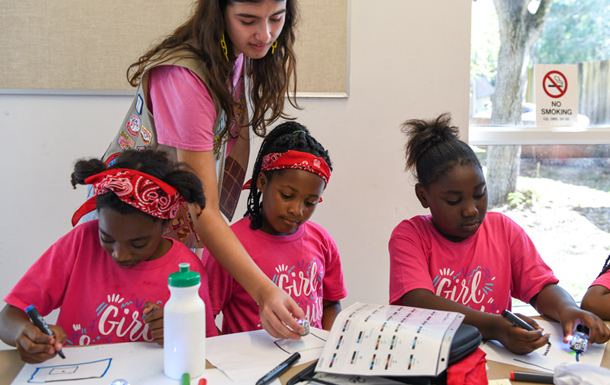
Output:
top-left (316, 303), bottom-right (464, 377)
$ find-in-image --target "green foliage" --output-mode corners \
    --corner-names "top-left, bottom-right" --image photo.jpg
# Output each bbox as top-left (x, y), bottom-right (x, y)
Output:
top-left (471, 0), bottom-right (610, 85)
top-left (534, 0), bottom-right (610, 64)
top-left (507, 189), bottom-right (539, 210)
top-left (471, 1), bottom-right (499, 84)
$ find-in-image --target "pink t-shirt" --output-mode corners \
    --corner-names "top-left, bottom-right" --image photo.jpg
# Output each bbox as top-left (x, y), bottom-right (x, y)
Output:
top-left (148, 54), bottom-right (245, 154)
top-left (389, 212), bottom-right (558, 314)
top-left (590, 271), bottom-right (610, 290)
top-left (4, 220), bottom-right (217, 346)
top-left (203, 217), bottom-right (347, 334)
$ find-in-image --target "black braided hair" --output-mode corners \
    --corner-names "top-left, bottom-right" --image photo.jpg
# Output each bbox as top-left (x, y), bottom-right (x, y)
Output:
top-left (71, 149), bottom-right (205, 221)
top-left (245, 121), bottom-right (332, 230)
top-left (401, 113), bottom-right (482, 189)
top-left (598, 255), bottom-right (610, 278)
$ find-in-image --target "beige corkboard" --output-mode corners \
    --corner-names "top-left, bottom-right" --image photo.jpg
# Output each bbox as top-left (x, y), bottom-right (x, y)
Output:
top-left (0, 0), bottom-right (348, 96)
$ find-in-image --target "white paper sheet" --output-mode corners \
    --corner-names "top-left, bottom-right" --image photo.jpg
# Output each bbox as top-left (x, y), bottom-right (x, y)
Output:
top-left (481, 319), bottom-right (607, 372)
top-left (315, 302), bottom-right (464, 377)
top-left (10, 342), bottom-right (225, 385)
top-left (206, 328), bottom-right (328, 383)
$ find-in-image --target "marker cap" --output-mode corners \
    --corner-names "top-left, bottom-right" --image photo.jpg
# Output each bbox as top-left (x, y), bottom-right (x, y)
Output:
top-left (168, 263), bottom-right (201, 287)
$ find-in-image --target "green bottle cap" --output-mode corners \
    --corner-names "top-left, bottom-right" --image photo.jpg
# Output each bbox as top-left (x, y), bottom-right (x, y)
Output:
top-left (168, 263), bottom-right (201, 287)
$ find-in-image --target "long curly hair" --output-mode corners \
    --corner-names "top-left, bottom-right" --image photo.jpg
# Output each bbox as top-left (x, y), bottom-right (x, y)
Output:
top-left (127, 0), bottom-right (299, 140)
top-left (245, 121), bottom-right (332, 229)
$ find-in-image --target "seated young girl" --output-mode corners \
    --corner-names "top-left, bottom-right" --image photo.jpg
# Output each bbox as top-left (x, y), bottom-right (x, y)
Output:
top-left (0, 149), bottom-right (217, 364)
top-left (203, 122), bottom-right (347, 334)
top-left (389, 113), bottom-right (610, 355)
top-left (581, 256), bottom-right (610, 319)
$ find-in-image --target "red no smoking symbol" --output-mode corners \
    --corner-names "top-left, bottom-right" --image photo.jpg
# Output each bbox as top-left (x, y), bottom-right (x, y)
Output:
top-left (543, 70), bottom-right (568, 98)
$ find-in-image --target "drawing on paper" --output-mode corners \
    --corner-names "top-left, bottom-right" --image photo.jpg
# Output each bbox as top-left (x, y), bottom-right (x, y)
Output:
top-left (27, 358), bottom-right (112, 383)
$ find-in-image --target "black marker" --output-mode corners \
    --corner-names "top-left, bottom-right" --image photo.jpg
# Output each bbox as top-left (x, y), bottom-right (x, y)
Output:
top-left (256, 352), bottom-right (300, 385)
top-left (25, 305), bottom-right (65, 359)
top-left (502, 309), bottom-right (552, 354)
top-left (510, 370), bottom-right (554, 384)
top-left (501, 310), bottom-right (536, 331)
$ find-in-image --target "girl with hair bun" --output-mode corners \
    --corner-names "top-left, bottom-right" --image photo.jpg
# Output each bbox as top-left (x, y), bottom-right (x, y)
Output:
top-left (389, 113), bottom-right (610, 355)
top-left (0, 150), bottom-right (217, 364)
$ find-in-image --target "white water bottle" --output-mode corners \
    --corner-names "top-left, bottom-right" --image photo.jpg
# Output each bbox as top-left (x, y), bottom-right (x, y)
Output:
top-left (164, 263), bottom-right (206, 379)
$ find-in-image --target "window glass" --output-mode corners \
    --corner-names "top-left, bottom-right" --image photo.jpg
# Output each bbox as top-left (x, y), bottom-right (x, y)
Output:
top-left (470, 1), bottom-right (610, 306)
top-left (470, 0), bottom-right (610, 128)
top-left (474, 145), bottom-right (610, 303)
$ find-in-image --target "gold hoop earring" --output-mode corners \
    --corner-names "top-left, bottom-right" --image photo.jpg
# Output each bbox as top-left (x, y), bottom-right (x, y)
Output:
top-left (271, 40), bottom-right (278, 55)
top-left (220, 34), bottom-right (229, 61)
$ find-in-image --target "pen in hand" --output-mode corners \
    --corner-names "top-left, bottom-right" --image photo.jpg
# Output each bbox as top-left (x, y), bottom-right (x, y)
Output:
top-left (502, 309), bottom-right (551, 354)
top-left (256, 352), bottom-right (301, 385)
top-left (501, 310), bottom-right (536, 331)
top-left (25, 305), bottom-right (66, 359)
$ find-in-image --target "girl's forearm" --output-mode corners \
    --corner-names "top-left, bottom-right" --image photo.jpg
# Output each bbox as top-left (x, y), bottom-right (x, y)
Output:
top-left (402, 289), bottom-right (503, 340)
top-left (531, 284), bottom-right (578, 321)
top-left (192, 206), bottom-right (273, 303)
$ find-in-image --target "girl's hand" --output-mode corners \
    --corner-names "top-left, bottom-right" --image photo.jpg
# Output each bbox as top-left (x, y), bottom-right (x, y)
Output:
top-left (258, 284), bottom-right (305, 340)
top-left (496, 314), bottom-right (550, 355)
top-left (143, 302), bottom-right (164, 346)
top-left (557, 306), bottom-right (610, 345)
top-left (15, 324), bottom-right (67, 364)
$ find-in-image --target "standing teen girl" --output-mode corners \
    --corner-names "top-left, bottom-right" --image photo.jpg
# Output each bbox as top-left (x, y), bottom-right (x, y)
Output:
top-left (388, 113), bottom-right (610, 355)
top-left (0, 150), bottom-right (216, 364)
top-left (581, 256), bottom-right (610, 319)
top-left (101, 0), bottom-right (305, 339)
top-left (204, 122), bottom-right (347, 334)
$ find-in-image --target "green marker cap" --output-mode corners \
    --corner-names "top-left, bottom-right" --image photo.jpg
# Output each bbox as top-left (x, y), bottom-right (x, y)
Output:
top-left (168, 263), bottom-right (201, 287)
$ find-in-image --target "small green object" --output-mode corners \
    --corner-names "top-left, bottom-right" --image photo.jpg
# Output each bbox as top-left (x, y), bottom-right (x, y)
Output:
top-left (181, 372), bottom-right (190, 385)
top-left (168, 263), bottom-right (200, 287)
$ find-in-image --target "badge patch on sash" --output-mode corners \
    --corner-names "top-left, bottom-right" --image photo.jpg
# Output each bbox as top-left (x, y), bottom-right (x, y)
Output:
top-left (105, 153), bottom-right (120, 167)
top-left (126, 115), bottom-right (141, 136)
top-left (118, 131), bottom-right (135, 150)
top-left (141, 126), bottom-right (152, 144)
top-left (135, 94), bottom-right (144, 115)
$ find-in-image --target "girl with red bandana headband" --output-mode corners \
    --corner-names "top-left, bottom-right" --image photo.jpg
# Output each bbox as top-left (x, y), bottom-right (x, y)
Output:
top-left (203, 122), bottom-right (347, 334)
top-left (0, 150), bottom-right (217, 364)
top-left (389, 113), bottom-right (610, 355)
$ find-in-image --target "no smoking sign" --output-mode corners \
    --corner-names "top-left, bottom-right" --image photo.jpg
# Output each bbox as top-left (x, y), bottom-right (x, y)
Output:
top-left (543, 70), bottom-right (568, 98)
top-left (535, 64), bottom-right (578, 126)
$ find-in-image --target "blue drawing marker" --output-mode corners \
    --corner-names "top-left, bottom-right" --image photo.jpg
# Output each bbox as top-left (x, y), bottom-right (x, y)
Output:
top-left (25, 305), bottom-right (66, 359)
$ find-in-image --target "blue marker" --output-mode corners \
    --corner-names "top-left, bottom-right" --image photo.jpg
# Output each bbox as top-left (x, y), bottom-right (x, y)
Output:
top-left (25, 305), bottom-right (66, 359)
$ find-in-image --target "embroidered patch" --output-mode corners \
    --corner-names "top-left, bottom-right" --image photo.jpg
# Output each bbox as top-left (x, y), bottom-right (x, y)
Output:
top-left (118, 131), bottom-right (135, 150)
top-left (126, 115), bottom-right (141, 136)
top-left (140, 126), bottom-right (152, 145)
top-left (176, 225), bottom-right (192, 241)
top-left (136, 146), bottom-right (146, 151)
top-left (135, 94), bottom-right (143, 115)
top-left (171, 214), bottom-right (186, 231)
top-left (105, 153), bottom-right (120, 167)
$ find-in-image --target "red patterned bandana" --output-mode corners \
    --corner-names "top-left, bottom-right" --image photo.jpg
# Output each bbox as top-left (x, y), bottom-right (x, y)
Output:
top-left (261, 150), bottom-right (331, 186)
top-left (71, 169), bottom-right (186, 226)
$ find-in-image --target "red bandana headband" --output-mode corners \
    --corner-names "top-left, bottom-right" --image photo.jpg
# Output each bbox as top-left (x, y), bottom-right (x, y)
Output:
top-left (261, 150), bottom-right (331, 185)
top-left (71, 169), bottom-right (186, 226)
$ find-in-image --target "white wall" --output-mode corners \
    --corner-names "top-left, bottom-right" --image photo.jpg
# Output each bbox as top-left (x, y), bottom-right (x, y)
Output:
top-left (0, 0), bottom-right (472, 347)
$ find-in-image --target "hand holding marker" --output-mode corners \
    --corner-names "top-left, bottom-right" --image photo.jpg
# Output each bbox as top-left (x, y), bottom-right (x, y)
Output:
top-left (25, 305), bottom-right (65, 359)
top-left (501, 310), bottom-right (551, 354)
